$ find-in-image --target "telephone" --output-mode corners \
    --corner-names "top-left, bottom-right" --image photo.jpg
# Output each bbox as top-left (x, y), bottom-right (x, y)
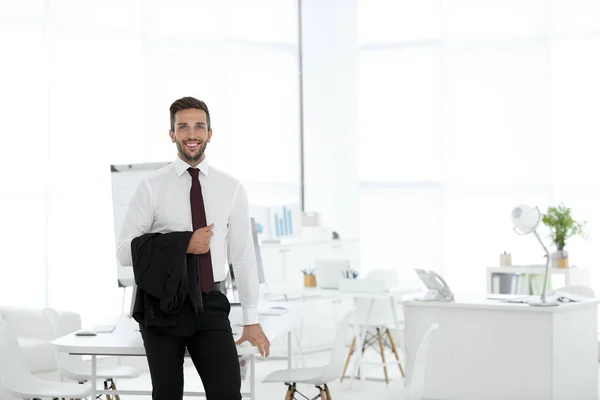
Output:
top-left (414, 268), bottom-right (454, 302)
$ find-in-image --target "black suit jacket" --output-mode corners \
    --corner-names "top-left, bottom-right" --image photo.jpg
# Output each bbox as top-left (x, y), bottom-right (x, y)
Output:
top-left (131, 231), bottom-right (200, 330)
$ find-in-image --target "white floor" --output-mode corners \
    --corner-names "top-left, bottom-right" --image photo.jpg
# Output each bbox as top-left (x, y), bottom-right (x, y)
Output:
top-left (113, 347), bottom-right (405, 399)
top-left (109, 345), bottom-right (600, 400)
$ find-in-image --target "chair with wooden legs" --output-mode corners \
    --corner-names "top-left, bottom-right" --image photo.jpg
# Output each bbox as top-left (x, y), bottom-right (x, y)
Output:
top-left (344, 323), bottom-right (440, 400)
top-left (263, 309), bottom-right (355, 399)
top-left (340, 325), bottom-right (404, 384)
top-left (340, 269), bottom-right (406, 384)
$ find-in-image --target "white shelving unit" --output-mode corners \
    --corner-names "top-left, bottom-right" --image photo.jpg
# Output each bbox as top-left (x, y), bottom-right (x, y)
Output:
top-left (486, 266), bottom-right (591, 294)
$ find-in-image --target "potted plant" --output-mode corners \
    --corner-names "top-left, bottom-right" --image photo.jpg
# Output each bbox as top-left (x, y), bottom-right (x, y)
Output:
top-left (541, 204), bottom-right (587, 268)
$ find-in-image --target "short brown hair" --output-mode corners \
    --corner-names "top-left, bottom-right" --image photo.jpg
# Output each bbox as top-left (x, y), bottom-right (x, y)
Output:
top-left (169, 96), bottom-right (211, 132)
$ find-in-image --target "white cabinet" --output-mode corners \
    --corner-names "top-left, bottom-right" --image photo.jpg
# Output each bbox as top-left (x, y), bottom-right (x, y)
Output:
top-left (260, 239), bottom-right (360, 289)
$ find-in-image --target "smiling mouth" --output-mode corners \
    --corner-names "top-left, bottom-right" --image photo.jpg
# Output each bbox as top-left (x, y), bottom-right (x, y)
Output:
top-left (185, 142), bottom-right (201, 151)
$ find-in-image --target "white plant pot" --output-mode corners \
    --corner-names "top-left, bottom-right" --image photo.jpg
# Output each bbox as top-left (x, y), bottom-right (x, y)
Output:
top-left (550, 250), bottom-right (569, 268)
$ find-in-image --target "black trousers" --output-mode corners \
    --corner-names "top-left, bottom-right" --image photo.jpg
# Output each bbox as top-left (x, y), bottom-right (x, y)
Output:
top-left (140, 292), bottom-right (242, 400)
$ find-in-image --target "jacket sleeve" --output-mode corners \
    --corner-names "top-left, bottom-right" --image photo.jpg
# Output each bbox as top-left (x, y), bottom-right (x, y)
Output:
top-left (131, 231), bottom-right (194, 314)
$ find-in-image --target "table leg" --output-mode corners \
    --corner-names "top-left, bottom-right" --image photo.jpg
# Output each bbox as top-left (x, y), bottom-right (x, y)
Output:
top-left (350, 298), bottom-right (374, 386)
top-left (390, 296), bottom-right (402, 345)
top-left (390, 295), bottom-right (406, 376)
top-left (250, 355), bottom-right (255, 400)
top-left (287, 331), bottom-right (292, 369)
top-left (91, 354), bottom-right (97, 399)
top-left (292, 328), bottom-right (305, 367)
top-left (294, 300), bottom-right (306, 368)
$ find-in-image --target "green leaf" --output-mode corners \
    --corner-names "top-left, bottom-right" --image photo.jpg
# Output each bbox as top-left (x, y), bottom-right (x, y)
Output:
top-left (541, 204), bottom-right (587, 250)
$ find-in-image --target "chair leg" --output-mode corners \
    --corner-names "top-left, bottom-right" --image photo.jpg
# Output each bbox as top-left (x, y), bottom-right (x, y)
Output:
top-left (285, 382), bottom-right (296, 400)
top-left (357, 331), bottom-right (369, 378)
top-left (319, 388), bottom-right (327, 400)
top-left (324, 383), bottom-right (332, 400)
top-left (376, 328), bottom-right (389, 384)
top-left (340, 336), bottom-right (356, 382)
top-left (386, 328), bottom-right (405, 377)
top-left (110, 379), bottom-right (121, 400)
top-left (103, 380), bottom-right (113, 400)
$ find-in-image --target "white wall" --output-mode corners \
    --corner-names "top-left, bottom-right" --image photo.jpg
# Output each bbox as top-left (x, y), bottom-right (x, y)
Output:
top-left (356, 0), bottom-right (600, 293)
top-left (0, 0), bottom-right (301, 325)
top-left (301, 0), bottom-right (360, 240)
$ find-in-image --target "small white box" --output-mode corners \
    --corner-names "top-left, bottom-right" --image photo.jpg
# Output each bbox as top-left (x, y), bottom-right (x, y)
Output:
top-left (302, 212), bottom-right (321, 227)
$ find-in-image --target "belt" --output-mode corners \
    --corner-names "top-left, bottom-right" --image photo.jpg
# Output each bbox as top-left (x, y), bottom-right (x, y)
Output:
top-left (211, 281), bottom-right (223, 293)
top-left (197, 281), bottom-right (223, 313)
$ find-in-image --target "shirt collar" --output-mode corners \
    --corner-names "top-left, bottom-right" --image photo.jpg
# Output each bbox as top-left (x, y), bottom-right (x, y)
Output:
top-left (174, 156), bottom-right (209, 178)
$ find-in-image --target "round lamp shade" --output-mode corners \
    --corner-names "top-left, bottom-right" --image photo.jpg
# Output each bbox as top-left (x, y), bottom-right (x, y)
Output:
top-left (511, 205), bottom-right (541, 234)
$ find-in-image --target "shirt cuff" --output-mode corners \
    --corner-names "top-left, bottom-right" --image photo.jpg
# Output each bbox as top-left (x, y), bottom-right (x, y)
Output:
top-left (243, 307), bottom-right (260, 325)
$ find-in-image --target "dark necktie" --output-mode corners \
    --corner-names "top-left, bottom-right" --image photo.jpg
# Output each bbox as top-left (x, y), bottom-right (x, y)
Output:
top-left (188, 167), bottom-right (215, 294)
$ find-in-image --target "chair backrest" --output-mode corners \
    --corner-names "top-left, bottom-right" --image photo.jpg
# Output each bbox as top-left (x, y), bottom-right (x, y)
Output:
top-left (0, 305), bottom-right (56, 340)
top-left (319, 309), bottom-right (355, 383)
top-left (42, 308), bottom-right (87, 374)
top-left (365, 269), bottom-right (400, 287)
top-left (43, 308), bottom-right (68, 338)
top-left (550, 285), bottom-right (595, 299)
top-left (61, 310), bottom-right (82, 333)
top-left (405, 322), bottom-right (440, 400)
top-left (0, 317), bottom-right (36, 389)
top-left (350, 269), bottom-right (402, 327)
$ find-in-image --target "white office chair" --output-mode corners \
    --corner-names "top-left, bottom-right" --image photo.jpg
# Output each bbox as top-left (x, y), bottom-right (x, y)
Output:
top-left (341, 269), bottom-right (405, 384)
top-left (344, 322), bottom-right (440, 400)
top-left (42, 308), bottom-right (140, 398)
top-left (263, 309), bottom-right (354, 400)
top-left (0, 317), bottom-right (92, 399)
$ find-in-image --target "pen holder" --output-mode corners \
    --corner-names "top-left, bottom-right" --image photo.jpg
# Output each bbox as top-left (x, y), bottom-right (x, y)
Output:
top-left (558, 257), bottom-right (569, 268)
top-left (304, 275), bottom-right (317, 287)
top-left (551, 250), bottom-right (569, 268)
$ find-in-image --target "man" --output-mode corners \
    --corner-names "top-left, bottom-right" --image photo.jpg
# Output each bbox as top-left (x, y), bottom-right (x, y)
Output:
top-left (117, 96), bottom-right (269, 399)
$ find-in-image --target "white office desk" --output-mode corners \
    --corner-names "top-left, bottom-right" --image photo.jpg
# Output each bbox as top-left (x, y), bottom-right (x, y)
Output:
top-left (403, 295), bottom-right (600, 400)
top-left (51, 301), bottom-right (305, 399)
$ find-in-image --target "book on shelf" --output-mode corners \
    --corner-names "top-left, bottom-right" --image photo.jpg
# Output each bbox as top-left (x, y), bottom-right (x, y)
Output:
top-left (491, 272), bottom-right (551, 295)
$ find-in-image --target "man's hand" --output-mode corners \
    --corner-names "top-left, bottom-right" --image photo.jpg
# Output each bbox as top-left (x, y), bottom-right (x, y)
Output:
top-left (187, 224), bottom-right (214, 254)
top-left (235, 324), bottom-right (270, 357)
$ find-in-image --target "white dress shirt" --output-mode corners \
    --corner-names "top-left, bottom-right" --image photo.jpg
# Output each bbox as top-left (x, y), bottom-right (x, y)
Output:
top-left (117, 156), bottom-right (259, 325)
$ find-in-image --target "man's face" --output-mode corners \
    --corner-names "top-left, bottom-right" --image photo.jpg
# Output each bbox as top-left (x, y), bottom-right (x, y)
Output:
top-left (170, 108), bottom-right (212, 165)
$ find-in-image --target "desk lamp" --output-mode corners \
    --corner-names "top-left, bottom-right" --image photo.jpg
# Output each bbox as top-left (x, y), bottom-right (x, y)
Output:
top-left (511, 205), bottom-right (558, 307)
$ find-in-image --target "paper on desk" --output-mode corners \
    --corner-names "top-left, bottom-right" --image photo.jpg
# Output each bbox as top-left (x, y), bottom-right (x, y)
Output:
top-left (259, 307), bottom-right (289, 316)
top-left (497, 292), bottom-right (591, 304)
top-left (553, 291), bottom-right (591, 303)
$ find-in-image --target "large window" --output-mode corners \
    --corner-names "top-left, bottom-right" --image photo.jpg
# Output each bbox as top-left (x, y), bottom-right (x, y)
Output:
top-left (358, 0), bottom-right (600, 292)
top-left (0, 0), bottom-right (300, 324)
